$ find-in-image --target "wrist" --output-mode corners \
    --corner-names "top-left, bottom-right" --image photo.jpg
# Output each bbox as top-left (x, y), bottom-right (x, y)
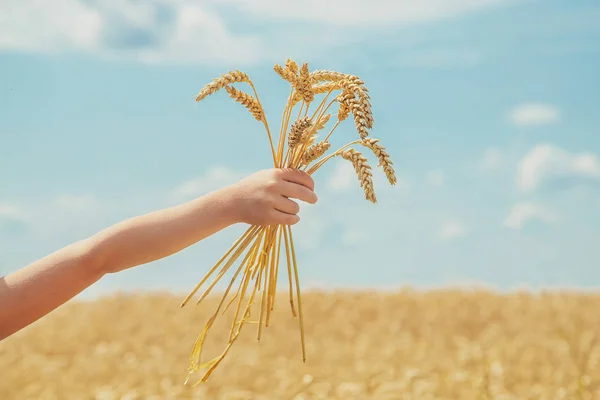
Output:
top-left (204, 185), bottom-right (244, 226)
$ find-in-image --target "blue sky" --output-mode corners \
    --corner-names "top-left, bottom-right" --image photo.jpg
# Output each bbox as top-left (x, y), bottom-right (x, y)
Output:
top-left (1, 0), bottom-right (600, 297)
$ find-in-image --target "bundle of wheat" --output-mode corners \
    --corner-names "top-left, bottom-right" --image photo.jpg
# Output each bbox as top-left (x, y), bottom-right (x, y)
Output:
top-left (180, 59), bottom-right (397, 385)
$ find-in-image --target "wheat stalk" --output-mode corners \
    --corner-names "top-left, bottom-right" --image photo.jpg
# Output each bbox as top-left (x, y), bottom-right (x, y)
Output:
top-left (183, 59), bottom-right (396, 385)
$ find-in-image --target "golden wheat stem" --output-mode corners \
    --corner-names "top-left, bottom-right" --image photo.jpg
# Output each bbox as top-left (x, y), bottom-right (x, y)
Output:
top-left (181, 225), bottom-right (258, 307)
top-left (256, 255), bottom-right (265, 292)
top-left (297, 101), bottom-right (305, 121)
top-left (280, 93), bottom-right (302, 168)
top-left (195, 339), bottom-right (234, 384)
top-left (196, 274), bottom-right (261, 385)
top-left (323, 120), bottom-right (341, 143)
top-left (265, 227), bottom-right (279, 326)
top-left (228, 249), bottom-right (259, 341)
top-left (194, 227), bottom-right (263, 306)
top-left (186, 315), bottom-right (216, 379)
top-left (213, 234), bottom-right (263, 315)
top-left (247, 82), bottom-right (277, 166)
top-left (310, 88), bottom-right (335, 122)
top-left (257, 226), bottom-right (277, 338)
top-left (187, 229), bottom-right (264, 380)
top-left (236, 267), bottom-right (261, 337)
top-left (320, 98), bottom-right (338, 121)
top-left (200, 245), bottom-right (267, 384)
top-left (257, 251), bottom-right (269, 342)
top-left (221, 230), bottom-right (266, 317)
top-left (271, 227), bottom-right (283, 312)
top-left (278, 88), bottom-right (296, 167)
top-left (282, 224), bottom-right (297, 318)
top-left (306, 140), bottom-right (360, 174)
top-left (286, 226), bottom-right (306, 362)
top-left (224, 227), bottom-right (265, 322)
top-left (284, 94), bottom-right (298, 129)
top-left (288, 137), bottom-right (307, 169)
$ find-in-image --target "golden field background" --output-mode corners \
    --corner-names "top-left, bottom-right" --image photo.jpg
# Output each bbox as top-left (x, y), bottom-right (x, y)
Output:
top-left (2, 289), bottom-right (600, 399)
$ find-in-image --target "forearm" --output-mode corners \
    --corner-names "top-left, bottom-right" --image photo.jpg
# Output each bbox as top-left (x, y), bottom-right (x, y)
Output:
top-left (0, 240), bottom-right (101, 340)
top-left (0, 187), bottom-right (240, 340)
top-left (90, 188), bottom-right (239, 274)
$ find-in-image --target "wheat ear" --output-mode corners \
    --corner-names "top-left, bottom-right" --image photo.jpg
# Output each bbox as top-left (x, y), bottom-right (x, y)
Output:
top-left (287, 117), bottom-right (313, 149)
top-left (361, 138), bottom-right (397, 185)
top-left (195, 70), bottom-right (250, 102)
top-left (309, 70), bottom-right (354, 83)
top-left (225, 86), bottom-right (264, 121)
top-left (301, 141), bottom-right (331, 166)
top-left (296, 63), bottom-right (314, 104)
top-left (292, 82), bottom-right (345, 106)
top-left (274, 63), bottom-right (298, 86)
top-left (285, 59), bottom-right (299, 75)
top-left (341, 79), bottom-right (374, 129)
top-left (341, 149), bottom-right (377, 203)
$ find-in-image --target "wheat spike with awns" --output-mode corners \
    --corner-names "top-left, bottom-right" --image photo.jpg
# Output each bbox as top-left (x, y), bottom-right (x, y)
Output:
top-left (181, 59), bottom-right (397, 385)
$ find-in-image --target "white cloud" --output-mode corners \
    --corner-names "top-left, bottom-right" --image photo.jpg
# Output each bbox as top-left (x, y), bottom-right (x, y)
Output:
top-left (210, 0), bottom-right (518, 27)
top-left (134, 4), bottom-right (263, 65)
top-left (517, 143), bottom-right (600, 192)
top-left (0, 203), bottom-right (21, 218)
top-left (438, 220), bottom-right (467, 240)
top-left (0, 194), bottom-right (111, 240)
top-left (0, 0), bottom-right (518, 65)
top-left (508, 103), bottom-right (561, 127)
top-left (328, 161), bottom-right (356, 191)
top-left (0, 0), bottom-right (102, 53)
top-left (170, 166), bottom-right (244, 201)
top-left (503, 202), bottom-right (556, 229)
top-left (1, 196), bottom-right (98, 226)
top-left (0, 0), bottom-right (263, 65)
top-left (426, 169), bottom-right (445, 186)
top-left (482, 147), bottom-right (503, 169)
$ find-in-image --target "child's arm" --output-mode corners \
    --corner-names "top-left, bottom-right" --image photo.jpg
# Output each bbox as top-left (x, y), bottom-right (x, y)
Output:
top-left (0, 168), bottom-right (318, 340)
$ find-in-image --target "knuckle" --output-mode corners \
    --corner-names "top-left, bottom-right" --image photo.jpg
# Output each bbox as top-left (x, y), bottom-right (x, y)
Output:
top-left (273, 168), bottom-right (287, 178)
top-left (265, 196), bottom-right (278, 208)
top-left (296, 169), bottom-right (309, 178)
top-left (265, 179), bottom-right (280, 192)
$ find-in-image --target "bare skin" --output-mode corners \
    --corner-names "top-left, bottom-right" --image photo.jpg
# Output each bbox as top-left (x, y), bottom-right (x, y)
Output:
top-left (0, 168), bottom-right (318, 340)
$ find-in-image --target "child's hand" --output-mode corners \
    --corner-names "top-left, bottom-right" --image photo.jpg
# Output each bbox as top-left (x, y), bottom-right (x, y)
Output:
top-left (225, 168), bottom-right (318, 226)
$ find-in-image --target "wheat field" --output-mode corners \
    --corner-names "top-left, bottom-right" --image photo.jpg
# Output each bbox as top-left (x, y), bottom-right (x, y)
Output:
top-left (1, 289), bottom-right (599, 399)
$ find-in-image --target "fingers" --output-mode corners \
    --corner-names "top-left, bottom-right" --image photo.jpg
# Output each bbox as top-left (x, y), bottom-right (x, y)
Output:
top-left (279, 168), bottom-right (315, 191)
top-left (274, 196), bottom-right (300, 215)
top-left (279, 181), bottom-right (318, 204)
top-left (260, 168), bottom-right (318, 226)
top-left (269, 209), bottom-right (300, 225)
